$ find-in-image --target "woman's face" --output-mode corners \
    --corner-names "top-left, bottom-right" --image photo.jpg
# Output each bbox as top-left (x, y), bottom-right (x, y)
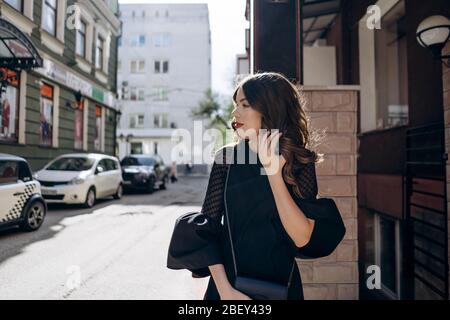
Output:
top-left (232, 87), bottom-right (263, 141)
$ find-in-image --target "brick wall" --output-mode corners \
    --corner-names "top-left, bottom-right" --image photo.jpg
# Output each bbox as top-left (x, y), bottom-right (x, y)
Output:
top-left (296, 87), bottom-right (359, 299)
top-left (443, 42), bottom-right (450, 299)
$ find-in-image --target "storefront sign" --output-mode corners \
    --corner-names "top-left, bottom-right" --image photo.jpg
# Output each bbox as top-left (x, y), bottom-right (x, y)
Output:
top-left (36, 59), bottom-right (116, 109)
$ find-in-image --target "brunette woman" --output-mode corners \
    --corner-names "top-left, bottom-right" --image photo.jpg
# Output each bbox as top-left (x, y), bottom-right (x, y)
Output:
top-left (168, 72), bottom-right (345, 300)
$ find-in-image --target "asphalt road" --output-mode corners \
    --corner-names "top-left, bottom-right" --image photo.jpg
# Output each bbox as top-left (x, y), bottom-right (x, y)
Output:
top-left (0, 176), bottom-right (210, 300)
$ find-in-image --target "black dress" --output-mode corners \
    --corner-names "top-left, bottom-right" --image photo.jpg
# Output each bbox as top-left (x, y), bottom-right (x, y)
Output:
top-left (167, 139), bottom-right (345, 300)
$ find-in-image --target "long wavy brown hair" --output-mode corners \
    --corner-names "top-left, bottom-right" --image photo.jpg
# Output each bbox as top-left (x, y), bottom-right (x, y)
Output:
top-left (231, 72), bottom-right (323, 198)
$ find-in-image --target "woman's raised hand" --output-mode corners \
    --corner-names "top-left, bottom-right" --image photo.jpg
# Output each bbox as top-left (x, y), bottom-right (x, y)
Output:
top-left (257, 130), bottom-right (286, 176)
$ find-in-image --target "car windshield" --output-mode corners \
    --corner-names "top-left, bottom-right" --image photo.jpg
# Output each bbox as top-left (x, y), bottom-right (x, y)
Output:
top-left (121, 157), bottom-right (156, 166)
top-left (46, 157), bottom-right (95, 171)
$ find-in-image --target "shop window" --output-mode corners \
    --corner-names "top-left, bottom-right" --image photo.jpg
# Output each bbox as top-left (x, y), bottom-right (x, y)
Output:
top-left (74, 100), bottom-right (84, 150)
top-left (374, 0), bottom-right (408, 129)
top-left (131, 142), bottom-right (143, 154)
top-left (94, 105), bottom-right (103, 151)
top-left (374, 213), bottom-right (402, 299)
top-left (0, 69), bottom-right (20, 143)
top-left (40, 83), bottom-right (54, 146)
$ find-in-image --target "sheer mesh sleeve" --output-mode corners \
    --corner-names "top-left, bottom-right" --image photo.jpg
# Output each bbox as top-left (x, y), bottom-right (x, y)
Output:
top-left (295, 162), bottom-right (318, 200)
top-left (201, 152), bottom-right (229, 221)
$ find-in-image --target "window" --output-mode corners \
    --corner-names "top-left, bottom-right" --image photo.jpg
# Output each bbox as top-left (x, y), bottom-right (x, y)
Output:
top-left (131, 142), bottom-right (143, 155)
top-left (139, 35), bottom-right (146, 46)
top-left (130, 87), bottom-right (137, 101)
top-left (0, 69), bottom-right (20, 143)
top-left (130, 60), bottom-right (145, 73)
top-left (5, 0), bottom-right (23, 12)
top-left (138, 114), bottom-right (144, 126)
top-left (154, 60), bottom-right (169, 74)
top-left (97, 159), bottom-right (108, 173)
top-left (40, 83), bottom-right (54, 146)
top-left (153, 33), bottom-right (171, 47)
top-left (374, 1), bottom-right (408, 129)
top-left (130, 35), bottom-right (137, 47)
top-left (129, 114), bottom-right (144, 128)
top-left (0, 161), bottom-right (18, 184)
top-left (104, 159), bottom-right (117, 171)
top-left (43, 0), bottom-right (57, 36)
top-left (118, 60), bottom-right (122, 72)
top-left (74, 101), bottom-right (84, 150)
top-left (138, 60), bottom-right (145, 73)
top-left (76, 20), bottom-right (87, 58)
top-left (47, 157), bottom-right (95, 171)
top-left (96, 36), bottom-right (104, 69)
top-left (130, 34), bottom-right (145, 47)
top-left (121, 156), bottom-right (156, 166)
top-left (153, 113), bottom-right (168, 128)
top-left (153, 88), bottom-right (168, 101)
top-left (138, 88), bottom-right (145, 101)
top-left (18, 161), bottom-right (32, 182)
top-left (94, 105), bottom-right (103, 151)
top-left (374, 213), bottom-right (402, 299)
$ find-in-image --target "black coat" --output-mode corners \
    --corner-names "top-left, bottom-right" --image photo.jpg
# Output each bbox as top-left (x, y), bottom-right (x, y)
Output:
top-left (167, 139), bottom-right (346, 300)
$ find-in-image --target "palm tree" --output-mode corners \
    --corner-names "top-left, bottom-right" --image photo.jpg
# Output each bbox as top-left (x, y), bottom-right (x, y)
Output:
top-left (191, 89), bottom-right (235, 148)
top-left (191, 89), bottom-right (232, 130)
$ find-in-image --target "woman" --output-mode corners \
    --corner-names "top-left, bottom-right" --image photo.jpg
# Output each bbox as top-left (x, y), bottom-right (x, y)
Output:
top-left (167, 72), bottom-right (345, 300)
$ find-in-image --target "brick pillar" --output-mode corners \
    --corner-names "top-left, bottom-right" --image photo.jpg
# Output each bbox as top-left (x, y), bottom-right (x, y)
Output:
top-left (443, 42), bottom-right (450, 299)
top-left (297, 87), bottom-right (359, 300)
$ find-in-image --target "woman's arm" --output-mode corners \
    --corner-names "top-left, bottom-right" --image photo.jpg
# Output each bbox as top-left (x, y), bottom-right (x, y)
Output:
top-left (257, 131), bottom-right (315, 248)
top-left (267, 172), bottom-right (315, 248)
top-left (208, 264), bottom-right (251, 300)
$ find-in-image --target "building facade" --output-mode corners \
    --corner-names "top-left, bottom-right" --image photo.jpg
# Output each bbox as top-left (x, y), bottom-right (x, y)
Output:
top-left (245, 0), bottom-right (359, 299)
top-left (245, 0), bottom-right (450, 300)
top-left (117, 4), bottom-right (211, 166)
top-left (0, 0), bottom-right (121, 171)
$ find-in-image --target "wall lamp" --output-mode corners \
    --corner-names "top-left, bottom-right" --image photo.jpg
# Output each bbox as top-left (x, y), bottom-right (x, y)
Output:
top-left (417, 15), bottom-right (450, 67)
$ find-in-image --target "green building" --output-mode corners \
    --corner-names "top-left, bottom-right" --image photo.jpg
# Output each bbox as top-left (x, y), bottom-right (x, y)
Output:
top-left (0, 0), bottom-right (121, 170)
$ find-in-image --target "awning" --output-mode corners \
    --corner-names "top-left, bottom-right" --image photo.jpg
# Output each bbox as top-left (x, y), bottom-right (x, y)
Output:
top-left (302, 0), bottom-right (341, 46)
top-left (0, 18), bottom-right (42, 70)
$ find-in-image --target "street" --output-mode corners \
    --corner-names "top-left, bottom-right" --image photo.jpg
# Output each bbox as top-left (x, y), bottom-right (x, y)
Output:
top-left (0, 177), bottom-right (210, 300)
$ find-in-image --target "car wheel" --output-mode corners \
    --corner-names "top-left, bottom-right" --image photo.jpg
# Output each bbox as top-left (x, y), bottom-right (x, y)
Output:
top-left (84, 188), bottom-right (96, 208)
top-left (160, 176), bottom-right (168, 190)
top-left (113, 184), bottom-right (123, 199)
top-left (147, 177), bottom-right (155, 194)
top-left (20, 201), bottom-right (46, 232)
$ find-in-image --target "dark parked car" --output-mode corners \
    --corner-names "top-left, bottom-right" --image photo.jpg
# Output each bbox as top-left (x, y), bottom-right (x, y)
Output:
top-left (120, 155), bottom-right (170, 193)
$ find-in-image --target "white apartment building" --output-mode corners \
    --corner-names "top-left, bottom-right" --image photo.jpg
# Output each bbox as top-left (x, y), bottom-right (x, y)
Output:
top-left (117, 4), bottom-right (212, 166)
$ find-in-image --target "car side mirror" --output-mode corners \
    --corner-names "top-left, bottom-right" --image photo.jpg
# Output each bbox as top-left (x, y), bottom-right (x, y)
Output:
top-left (96, 166), bottom-right (104, 174)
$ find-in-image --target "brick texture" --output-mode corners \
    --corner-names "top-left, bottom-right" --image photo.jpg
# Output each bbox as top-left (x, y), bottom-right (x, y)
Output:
top-left (297, 88), bottom-right (359, 300)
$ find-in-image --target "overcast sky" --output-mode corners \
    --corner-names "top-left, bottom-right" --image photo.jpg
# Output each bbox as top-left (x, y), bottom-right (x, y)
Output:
top-left (118, 0), bottom-right (248, 96)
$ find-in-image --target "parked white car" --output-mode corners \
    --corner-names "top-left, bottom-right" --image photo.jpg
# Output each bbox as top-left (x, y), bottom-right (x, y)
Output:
top-left (34, 154), bottom-right (123, 208)
top-left (0, 154), bottom-right (47, 232)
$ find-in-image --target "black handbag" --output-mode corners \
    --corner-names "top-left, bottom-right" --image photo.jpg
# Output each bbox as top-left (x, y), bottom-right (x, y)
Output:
top-left (223, 164), bottom-right (295, 300)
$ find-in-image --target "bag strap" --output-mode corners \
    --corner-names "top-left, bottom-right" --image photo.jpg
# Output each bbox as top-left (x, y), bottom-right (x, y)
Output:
top-left (223, 161), bottom-right (295, 287)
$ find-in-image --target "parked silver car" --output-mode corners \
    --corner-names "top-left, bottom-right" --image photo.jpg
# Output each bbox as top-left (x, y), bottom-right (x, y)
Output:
top-left (34, 154), bottom-right (123, 208)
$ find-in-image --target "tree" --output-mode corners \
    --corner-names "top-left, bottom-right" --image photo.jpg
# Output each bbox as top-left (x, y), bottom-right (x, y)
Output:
top-left (191, 89), bottom-right (231, 129)
top-left (191, 89), bottom-right (235, 147)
